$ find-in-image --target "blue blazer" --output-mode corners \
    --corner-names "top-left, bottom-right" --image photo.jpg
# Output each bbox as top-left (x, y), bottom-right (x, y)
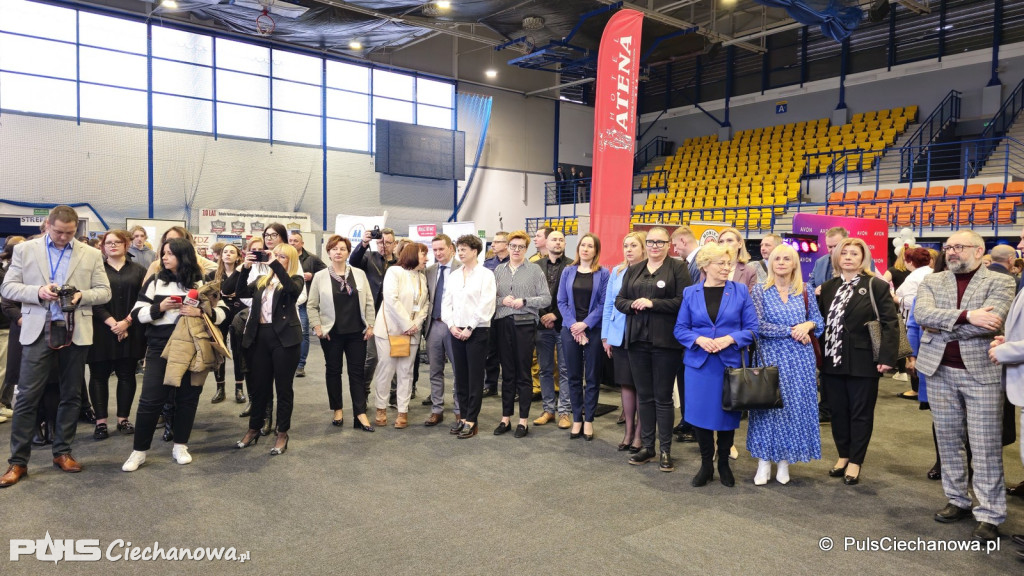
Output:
top-left (601, 266), bottom-right (628, 346)
top-left (674, 281), bottom-right (759, 369)
top-left (557, 266), bottom-right (610, 330)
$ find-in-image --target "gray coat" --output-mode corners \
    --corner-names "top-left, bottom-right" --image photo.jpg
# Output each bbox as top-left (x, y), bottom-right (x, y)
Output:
top-left (915, 265), bottom-right (1017, 384)
top-left (993, 288), bottom-right (1024, 406)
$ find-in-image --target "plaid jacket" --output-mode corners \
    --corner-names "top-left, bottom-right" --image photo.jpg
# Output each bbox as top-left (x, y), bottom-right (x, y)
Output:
top-left (914, 265), bottom-right (1016, 383)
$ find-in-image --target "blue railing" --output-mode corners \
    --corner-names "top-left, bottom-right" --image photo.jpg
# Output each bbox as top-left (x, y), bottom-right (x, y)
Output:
top-left (634, 136), bottom-right (668, 172)
top-left (972, 77), bottom-right (1024, 177)
top-left (900, 90), bottom-right (961, 181)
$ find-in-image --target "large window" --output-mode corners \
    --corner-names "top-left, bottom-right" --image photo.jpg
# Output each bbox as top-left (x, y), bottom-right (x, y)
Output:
top-left (0, 0), bottom-right (456, 152)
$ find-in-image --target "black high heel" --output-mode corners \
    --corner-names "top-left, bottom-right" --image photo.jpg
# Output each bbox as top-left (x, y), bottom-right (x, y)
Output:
top-left (569, 423), bottom-right (583, 439)
top-left (270, 433), bottom-right (289, 455)
top-left (260, 404), bottom-right (274, 437)
top-left (236, 429), bottom-right (261, 449)
top-left (828, 464), bottom-right (848, 478)
top-left (353, 419), bottom-right (375, 432)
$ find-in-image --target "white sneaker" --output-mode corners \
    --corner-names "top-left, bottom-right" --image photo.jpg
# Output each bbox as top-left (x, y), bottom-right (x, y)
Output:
top-left (122, 450), bottom-right (146, 472)
top-left (729, 445), bottom-right (739, 460)
top-left (171, 444), bottom-right (192, 465)
top-left (0, 415), bottom-right (7, 424)
top-left (0, 406), bottom-right (12, 417)
top-left (892, 372), bottom-right (909, 381)
top-left (754, 459), bottom-right (771, 486)
top-left (776, 460), bottom-right (790, 485)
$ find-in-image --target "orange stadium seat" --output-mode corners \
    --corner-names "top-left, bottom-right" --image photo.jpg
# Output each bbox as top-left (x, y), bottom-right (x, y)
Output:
top-left (986, 183), bottom-right (1005, 196)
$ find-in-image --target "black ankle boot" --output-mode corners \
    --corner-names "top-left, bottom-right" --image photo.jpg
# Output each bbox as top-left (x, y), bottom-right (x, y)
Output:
top-left (260, 404), bottom-right (274, 436)
top-left (211, 383), bottom-right (226, 404)
top-left (718, 455), bottom-right (735, 487)
top-left (234, 386), bottom-right (246, 404)
top-left (692, 462), bottom-right (714, 487)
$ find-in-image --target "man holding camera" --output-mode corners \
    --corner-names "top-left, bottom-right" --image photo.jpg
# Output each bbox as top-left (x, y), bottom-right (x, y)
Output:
top-left (0, 205), bottom-right (110, 487)
top-left (350, 227), bottom-right (397, 390)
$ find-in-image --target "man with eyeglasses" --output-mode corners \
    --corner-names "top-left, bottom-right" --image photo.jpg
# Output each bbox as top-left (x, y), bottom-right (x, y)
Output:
top-left (0, 206), bottom-right (111, 488)
top-left (482, 232), bottom-right (510, 397)
top-left (915, 230), bottom-right (1017, 543)
top-left (352, 227), bottom-right (398, 390)
top-left (288, 232), bottom-right (326, 378)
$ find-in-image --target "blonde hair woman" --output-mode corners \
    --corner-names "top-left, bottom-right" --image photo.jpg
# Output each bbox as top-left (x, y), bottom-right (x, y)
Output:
top-left (746, 244), bottom-right (824, 485)
top-left (818, 237), bottom-right (899, 485)
top-left (235, 243), bottom-right (305, 456)
top-left (602, 231), bottom-right (646, 452)
top-left (674, 243), bottom-right (758, 487)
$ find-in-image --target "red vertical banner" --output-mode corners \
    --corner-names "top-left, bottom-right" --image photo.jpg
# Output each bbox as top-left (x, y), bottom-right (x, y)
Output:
top-left (590, 9), bottom-right (644, 269)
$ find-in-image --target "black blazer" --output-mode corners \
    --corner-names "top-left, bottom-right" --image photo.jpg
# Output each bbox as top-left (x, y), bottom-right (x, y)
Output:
top-left (236, 260), bottom-right (305, 349)
top-left (817, 272), bottom-right (899, 376)
top-left (615, 257), bottom-right (691, 350)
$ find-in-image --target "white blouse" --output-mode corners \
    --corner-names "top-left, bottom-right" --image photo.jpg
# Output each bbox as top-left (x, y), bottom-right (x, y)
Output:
top-left (441, 264), bottom-right (496, 330)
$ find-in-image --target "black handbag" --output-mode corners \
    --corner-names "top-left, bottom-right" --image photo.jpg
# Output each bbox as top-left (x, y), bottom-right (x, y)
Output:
top-left (722, 335), bottom-right (782, 411)
top-left (865, 276), bottom-right (913, 361)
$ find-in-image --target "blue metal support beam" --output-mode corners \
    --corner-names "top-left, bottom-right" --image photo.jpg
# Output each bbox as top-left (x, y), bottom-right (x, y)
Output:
top-left (990, 0), bottom-right (1003, 87)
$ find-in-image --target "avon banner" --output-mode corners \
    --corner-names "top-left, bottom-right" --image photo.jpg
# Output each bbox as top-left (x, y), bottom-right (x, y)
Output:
top-left (590, 9), bottom-right (643, 268)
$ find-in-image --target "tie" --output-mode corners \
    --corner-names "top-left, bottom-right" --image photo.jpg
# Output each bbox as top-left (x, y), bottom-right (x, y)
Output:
top-left (432, 265), bottom-right (446, 319)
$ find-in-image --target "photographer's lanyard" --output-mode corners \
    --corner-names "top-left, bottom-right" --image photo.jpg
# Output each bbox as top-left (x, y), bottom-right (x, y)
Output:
top-left (46, 239), bottom-right (74, 349)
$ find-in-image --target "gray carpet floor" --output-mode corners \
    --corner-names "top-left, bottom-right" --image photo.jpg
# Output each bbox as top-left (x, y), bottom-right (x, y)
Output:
top-left (2, 361), bottom-right (1022, 574)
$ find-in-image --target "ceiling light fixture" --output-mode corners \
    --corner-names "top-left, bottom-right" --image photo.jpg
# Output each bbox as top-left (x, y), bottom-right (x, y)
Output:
top-left (349, 40), bottom-right (362, 50)
top-left (522, 16), bottom-right (545, 31)
top-left (485, 49), bottom-right (497, 79)
top-left (162, 0), bottom-right (179, 8)
top-left (437, 1), bottom-right (451, 8)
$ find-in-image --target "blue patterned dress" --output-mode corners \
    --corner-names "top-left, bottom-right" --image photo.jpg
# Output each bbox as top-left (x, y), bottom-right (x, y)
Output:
top-left (746, 284), bottom-right (825, 463)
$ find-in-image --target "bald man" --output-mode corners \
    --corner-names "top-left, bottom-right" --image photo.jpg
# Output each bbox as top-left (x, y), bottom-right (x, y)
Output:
top-left (988, 244), bottom-right (1016, 277)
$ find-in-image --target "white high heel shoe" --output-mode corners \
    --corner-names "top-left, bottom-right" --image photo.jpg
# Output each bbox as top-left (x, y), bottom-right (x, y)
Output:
top-left (754, 459), bottom-right (771, 486)
top-left (776, 460), bottom-right (790, 484)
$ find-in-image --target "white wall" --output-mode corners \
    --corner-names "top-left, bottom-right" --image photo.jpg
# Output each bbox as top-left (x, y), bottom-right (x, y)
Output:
top-left (558, 101), bottom-right (595, 169)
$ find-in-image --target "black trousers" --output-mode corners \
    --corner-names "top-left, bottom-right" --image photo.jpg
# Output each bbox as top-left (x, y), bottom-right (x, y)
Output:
top-left (133, 336), bottom-right (203, 451)
top-left (627, 342), bottom-right (680, 453)
top-left (320, 330), bottom-right (368, 417)
top-left (675, 354), bottom-right (687, 423)
top-left (821, 373), bottom-right (879, 465)
top-left (452, 327), bottom-right (489, 423)
top-left (247, 325), bottom-right (300, 433)
top-left (495, 317), bottom-right (536, 419)
top-left (88, 357), bottom-right (138, 420)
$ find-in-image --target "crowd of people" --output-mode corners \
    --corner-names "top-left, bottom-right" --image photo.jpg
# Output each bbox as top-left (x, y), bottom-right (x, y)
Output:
top-left (0, 206), bottom-right (1023, 549)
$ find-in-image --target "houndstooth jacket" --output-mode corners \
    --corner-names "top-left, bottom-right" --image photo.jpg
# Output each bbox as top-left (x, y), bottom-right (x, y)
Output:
top-left (914, 265), bottom-right (1017, 384)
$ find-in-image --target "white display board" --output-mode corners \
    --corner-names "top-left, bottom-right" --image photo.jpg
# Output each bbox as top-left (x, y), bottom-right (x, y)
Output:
top-left (334, 212), bottom-right (388, 253)
top-left (198, 209), bottom-right (312, 237)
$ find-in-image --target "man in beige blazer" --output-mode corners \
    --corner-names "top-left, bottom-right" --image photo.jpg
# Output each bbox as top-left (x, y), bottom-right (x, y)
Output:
top-left (0, 206), bottom-right (110, 487)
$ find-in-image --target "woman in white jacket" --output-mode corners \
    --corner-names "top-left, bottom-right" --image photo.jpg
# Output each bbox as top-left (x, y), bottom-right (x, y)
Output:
top-left (308, 235), bottom-right (376, 431)
top-left (371, 243), bottom-right (429, 429)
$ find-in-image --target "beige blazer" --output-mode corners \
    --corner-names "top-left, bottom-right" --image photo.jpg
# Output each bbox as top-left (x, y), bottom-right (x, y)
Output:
top-left (307, 266), bottom-right (375, 335)
top-left (373, 266), bottom-right (428, 336)
top-left (0, 238), bottom-right (110, 346)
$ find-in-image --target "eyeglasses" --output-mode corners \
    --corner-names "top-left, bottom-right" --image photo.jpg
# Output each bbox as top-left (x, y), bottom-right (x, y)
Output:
top-left (263, 232), bottom-right (280, 239)
top-left (708, 260), bottom-right (735, 269)
top-left (942, 244), bottom-right (979, 254)
top-left (275, 253), bottom-right (288, 261)
top-left (646, 240), bottom-right (668, 248)
top-left (508, 244), bottom-right (528, 252)
top-left (104, 241), bottom-right (124, 247)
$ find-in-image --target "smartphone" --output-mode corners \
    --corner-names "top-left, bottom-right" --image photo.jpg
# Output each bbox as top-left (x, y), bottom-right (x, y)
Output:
top-left (167, 295), bottom-right (182, 304)
top-left (253, 250), bottom-right (270, 263)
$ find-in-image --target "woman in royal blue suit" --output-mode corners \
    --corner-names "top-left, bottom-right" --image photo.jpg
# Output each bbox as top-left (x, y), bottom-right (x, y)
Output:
top-left (674, 243), bottom-right (758, 487)
top-left (557, 234), bottom-right (610, 441)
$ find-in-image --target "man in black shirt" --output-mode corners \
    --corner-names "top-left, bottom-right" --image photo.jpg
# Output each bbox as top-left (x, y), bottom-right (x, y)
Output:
top-left (533, 231), bottom-right (572, 428)
top-left (350, 227), bottom-right (397, 389)
top-left (289, 232), bottom-right (326, 378)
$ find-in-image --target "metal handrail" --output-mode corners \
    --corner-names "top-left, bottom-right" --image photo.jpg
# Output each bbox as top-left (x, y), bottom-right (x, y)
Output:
top-left (633, 136), bottom-right (668, 172)
top-left (972, 77), bottom-right (1024, 177)
top-left (900, 90), bottom-right (961, 181)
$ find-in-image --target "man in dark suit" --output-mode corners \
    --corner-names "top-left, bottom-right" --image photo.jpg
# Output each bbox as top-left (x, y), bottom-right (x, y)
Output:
top-left (1, 206), bottom-right (111, 487)
top-left (988, 244), bottom-right (1015, 277)
top-left (350, 227), bottom-right (396, 390)
top-left (916, 230), bottom-right (1017, 542)
top-left (422, 234), bottom-right (461, 426)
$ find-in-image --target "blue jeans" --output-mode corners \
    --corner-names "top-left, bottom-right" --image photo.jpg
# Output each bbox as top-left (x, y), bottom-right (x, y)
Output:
top-left (536, 328), bottom-right (570, 415)
top-left (297, 303), bottom-right (310, 369)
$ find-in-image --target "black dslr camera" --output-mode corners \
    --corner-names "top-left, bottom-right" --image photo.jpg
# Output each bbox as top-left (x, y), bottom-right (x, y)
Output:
top-left (54, 284), bottom-right (79, 313)
top-left (368, 226), bottom-right (383, 240)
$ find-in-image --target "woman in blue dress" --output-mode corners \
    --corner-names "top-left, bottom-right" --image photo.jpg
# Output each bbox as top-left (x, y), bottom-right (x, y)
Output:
top-left (674, 243), bottom-right (758, 488)
top-left (747, 244), bottom-right (824, 485)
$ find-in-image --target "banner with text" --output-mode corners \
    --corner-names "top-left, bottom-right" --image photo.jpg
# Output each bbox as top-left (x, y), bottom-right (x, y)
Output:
top-left (791, 213), bottom-right (889, 281)
top-left (199, 209), bottom-right (312, 237)
top-left (590, 9), bottom-right (643, 269)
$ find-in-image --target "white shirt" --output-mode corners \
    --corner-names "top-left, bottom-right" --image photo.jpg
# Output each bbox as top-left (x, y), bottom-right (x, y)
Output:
top-left (895, 265), bottom-right (932, 313)
top-left (441, 264), bottom-right (496, 330)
